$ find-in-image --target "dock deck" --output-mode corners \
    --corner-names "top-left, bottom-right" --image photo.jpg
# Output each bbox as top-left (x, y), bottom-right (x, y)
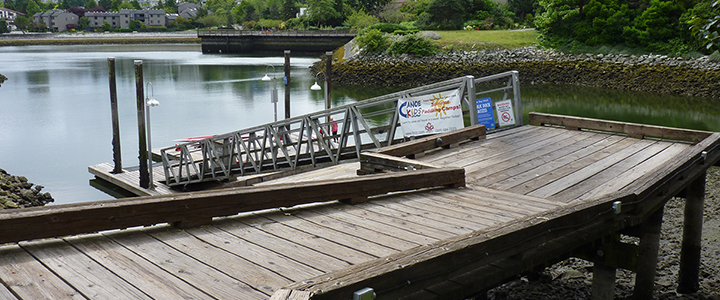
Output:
top-left (2, 113), bottom-right (719, 300)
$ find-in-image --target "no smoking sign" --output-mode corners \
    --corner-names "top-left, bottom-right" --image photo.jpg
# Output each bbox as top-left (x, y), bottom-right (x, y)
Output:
top-left (495, 100), bottom-right (516, 127)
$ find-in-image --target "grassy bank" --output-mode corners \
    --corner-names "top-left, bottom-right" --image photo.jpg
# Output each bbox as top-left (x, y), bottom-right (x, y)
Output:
top-left (435, 29), bottom-right (539, 50)
top-left (0, 37), bottom-right (201, 47)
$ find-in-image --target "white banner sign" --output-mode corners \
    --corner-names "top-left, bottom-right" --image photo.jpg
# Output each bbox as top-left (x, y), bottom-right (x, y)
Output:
top-left (398, 89), bottom-right (464, 137)
top-left (495, 99), bottom-right (516, 127)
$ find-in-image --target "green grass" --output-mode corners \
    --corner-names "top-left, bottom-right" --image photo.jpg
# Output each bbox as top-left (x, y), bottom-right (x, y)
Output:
top-left (434, 29), bottom-right (540, 50)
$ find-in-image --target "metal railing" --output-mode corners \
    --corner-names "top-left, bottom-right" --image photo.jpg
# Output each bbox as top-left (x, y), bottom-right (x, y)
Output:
top-left (160, 71), bottom-right (522, 186)
top-left (198, 30), bottom-right (355, 37)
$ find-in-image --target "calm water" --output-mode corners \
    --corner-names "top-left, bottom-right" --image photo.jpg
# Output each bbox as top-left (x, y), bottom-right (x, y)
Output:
top-left (1, 44), bottom-right (718, 204)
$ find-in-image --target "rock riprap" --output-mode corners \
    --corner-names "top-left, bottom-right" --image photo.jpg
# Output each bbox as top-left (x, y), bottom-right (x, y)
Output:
top-left (0, 168), bottom-right (54, 209)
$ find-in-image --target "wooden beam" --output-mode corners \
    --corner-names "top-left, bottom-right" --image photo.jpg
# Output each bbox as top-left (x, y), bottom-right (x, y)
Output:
top-left (375, 125), bottom-right (486, 157)
top-left (678, 174), bottom-right (705, 293)
top-left (359, 152), bottom-right (441, 174)
top-left (528, 112), bottom-right (712, 144)
top-left (0, 168), bottom-right (465, 245)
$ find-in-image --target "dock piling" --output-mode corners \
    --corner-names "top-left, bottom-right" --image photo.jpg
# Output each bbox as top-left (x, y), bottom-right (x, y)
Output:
top-left (634, 206), bottom-right (665, 299)
top-left (108, 57), bottom-right (122, 174)
top-left (678, 174), bottom-right (706, 293)
top-left (135, 60), bottom-right (149, 189)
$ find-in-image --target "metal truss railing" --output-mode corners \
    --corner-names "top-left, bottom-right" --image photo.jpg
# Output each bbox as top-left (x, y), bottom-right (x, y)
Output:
top-left (160, 71), bottom-right (522, 186)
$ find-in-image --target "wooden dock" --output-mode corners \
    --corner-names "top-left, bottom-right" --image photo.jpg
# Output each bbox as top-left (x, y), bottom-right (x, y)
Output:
top-left (3, 113), bottom-right (720, 300)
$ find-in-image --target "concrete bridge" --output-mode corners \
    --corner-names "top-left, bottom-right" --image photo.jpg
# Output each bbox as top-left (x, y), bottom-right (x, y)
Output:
top-left (198, 30), bottom-right (356, 54)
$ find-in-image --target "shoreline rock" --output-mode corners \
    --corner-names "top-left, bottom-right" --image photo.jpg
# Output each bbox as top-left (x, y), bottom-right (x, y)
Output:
top-left (0, 168), bottom-right (54, 209)
top-left (329, 46), bottom-right (720, 99)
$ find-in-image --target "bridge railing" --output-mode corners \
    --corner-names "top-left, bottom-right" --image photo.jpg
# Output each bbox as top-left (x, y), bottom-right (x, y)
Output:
top-left (160, 72), bottom-right (522, 186)
top-left (198, 30), bottom-right (355, 37)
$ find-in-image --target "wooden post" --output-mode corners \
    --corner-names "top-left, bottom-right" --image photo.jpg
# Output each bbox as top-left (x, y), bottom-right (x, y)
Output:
top-left (284, 50), bottom-right (291, 121)
top-left (678, 174), bottom-right (706, 293)
top-left (324, 51), bottom-right (332, 111)
top-left (591, 261), bottom-right (616, 300)
top-left (108, 57), bottom-right (122, 174)
top-left (134, 60), bottom-right (149, 189)
top-left (634, 206), bottom-right (664, 299)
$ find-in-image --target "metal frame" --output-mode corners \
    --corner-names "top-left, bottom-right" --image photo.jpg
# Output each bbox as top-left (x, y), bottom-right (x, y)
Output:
top-left (160, 72), bottom-right (522, 186)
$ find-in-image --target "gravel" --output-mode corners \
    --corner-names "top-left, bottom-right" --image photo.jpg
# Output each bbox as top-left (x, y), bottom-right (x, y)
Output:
top-left (485, 166), bottom-right (720, 299)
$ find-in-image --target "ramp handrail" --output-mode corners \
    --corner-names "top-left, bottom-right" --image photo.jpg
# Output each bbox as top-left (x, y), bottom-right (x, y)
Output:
top-left (160, 71), bottom-right (522, 186)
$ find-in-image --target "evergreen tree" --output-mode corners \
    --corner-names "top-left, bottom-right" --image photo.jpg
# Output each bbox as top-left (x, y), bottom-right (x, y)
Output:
top-left (98, 0), bottom-right (111, 9)
top-left (85, 0), bottom-right (97, 8)
top-left (25, 0), bottom-right (42, 16)
top-left (282, 0), bottom-right (298, 20)
top-left (0, 18), bottom-right (9, 33)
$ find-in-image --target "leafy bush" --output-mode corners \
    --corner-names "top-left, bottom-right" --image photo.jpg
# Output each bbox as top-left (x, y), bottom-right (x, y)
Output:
top-left (356, 28), bottom-right (389, 52)
top-left (366, 22), bottom-right (410, 33)
top-left (346, 9), bottom-right (379, 31)
top-left (386, 33), bottom-right (439, 56)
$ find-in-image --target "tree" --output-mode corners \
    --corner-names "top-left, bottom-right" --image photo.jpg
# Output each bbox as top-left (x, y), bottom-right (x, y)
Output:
top-left (306, 0), bottom-right (340, 27)
top-left (85, 0), bottom-right (97, 8)
top-left (346, 8), bottom-right (378, 30)
top-left (14, 15), bottom-right (31, 30)
top-left (77, 16), bottom-right (89, 30)
top-left (130, 0), bottom-right (140, 9)
top-left (689, 0), bottom-right (720, 51)
top-left (0, 18), bottom-right (9, 33)
top-left (164, 0), bottom-right (177, 13)
top-left (25, 0), bottom-right (42, 16)
top-left (98, 0), bottom-right (111, 9)
top-left (416, 0), bottom-right (466, 29)
top-left (282, 0), bottom-right (298, 20)
top-left (101, 20), bottom-right (111, 31)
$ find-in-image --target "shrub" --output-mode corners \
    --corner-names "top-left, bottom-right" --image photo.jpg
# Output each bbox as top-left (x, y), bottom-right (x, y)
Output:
top-left (366, 22), bottom-right (409, 33)
top-left (356, 28), bottom-right (389, 52)
top-left (346, 9), bottom-right (379, 31)
top-left (386, 33), bottom-right (439, 56)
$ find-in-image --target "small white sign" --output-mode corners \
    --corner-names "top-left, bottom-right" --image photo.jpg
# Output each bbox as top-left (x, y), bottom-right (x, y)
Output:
top-left (495, 99), bottom-right (515, 127)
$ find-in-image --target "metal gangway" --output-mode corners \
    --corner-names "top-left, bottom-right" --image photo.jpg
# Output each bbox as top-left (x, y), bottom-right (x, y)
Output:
top-left (160, 71), bottom-right (522, 186)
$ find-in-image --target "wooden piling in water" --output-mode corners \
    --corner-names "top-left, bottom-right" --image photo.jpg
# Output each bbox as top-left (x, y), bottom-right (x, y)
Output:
top-left (678, 174), bottom-right (706, 293)
top-left (108, 57), bottom-right (122, 174)
top-left (284, 50), bottom-right (291, 121)
top-left (134, 60), bottom-right (149, 189)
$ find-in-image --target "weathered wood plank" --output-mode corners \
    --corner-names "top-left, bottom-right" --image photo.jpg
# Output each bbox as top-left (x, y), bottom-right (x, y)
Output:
top-left (148, 227), bottom-right (292, 296)
top-left (369, 199), bottom-right (489, 230)
top-left (234, 215), bottom-right (378, 264)
top-left (415, 126), bottom-right (548, 165)
top-left (394, 194), bottom-right (509, 227)
top-left (432, 126), bottom-right (568, 169)
top-left (576, 143), bottom-right (689, 202)
top-left (330, 203), bottom-right (459, 240)
top-left (529, 112), bottom-right (712, 143)
top-left (207, 221), bottom-right (353, 272)
top-left (528, 140), bottom-right (656, 199)
top-left (375, 125), bottom-right (486, 157)
top-left (105, 230), bottom-right (266, 299)
top-left (423, 190), bottom-right (529, 219)
top-left (0, 167), bottom-right (465, 245)
top-left (287, 209), bottom-right (422, 250)
top-left (471, 132), bottom-right (607, 186)
top-left (405, 191), bottom-right (521, 222)
top-left (0, 244), bottom-right (83, 299)
top-left (183, 226), bottom-right (325, 280)
top-left (464, 130), bottom-right (596, 178)
top-left (359, 152), bottom-right (440, 174)
top-left (487, 135), bottom-right (627, 191)
top-left (259, 211), bottom-right (400, 258)
top-left (307, 205), bottom-right (440, 245)
top-left (19, 239), bottom-right (152, 299)
top-left (548, 142), bottom-right (673, 202)
top-left (0, 285), bottom-right (16, 300)
top-left (462, 131), bottom-right (583, 175)
top-left (66, 233), bottom-right (218, 300)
